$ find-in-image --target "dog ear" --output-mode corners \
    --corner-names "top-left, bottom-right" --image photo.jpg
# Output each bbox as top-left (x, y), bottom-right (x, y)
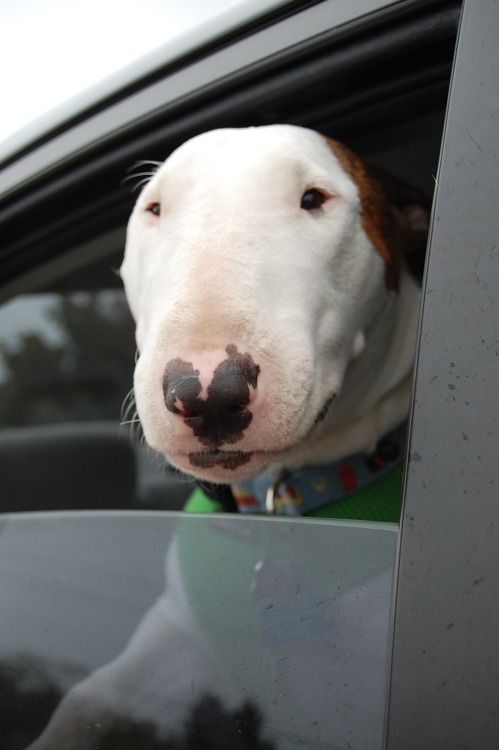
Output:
top-left (327, 139), bottom-right (431, 289)
top-left (368, 162), bottom-right (431, 284)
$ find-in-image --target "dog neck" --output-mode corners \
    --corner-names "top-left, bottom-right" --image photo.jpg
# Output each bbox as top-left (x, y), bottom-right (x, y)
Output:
top-left (279, 266), bottom-right (420, 471)
top-left (233, 421), bottom-right (406, 515)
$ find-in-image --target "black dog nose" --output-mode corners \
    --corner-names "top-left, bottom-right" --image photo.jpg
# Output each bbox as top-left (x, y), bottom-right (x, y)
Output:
top-left (163, 345), bottom-right (260, 447)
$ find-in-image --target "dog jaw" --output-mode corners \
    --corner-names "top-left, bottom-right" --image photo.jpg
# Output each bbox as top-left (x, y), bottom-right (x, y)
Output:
top-left (121, 125), bottom-right (422, 483)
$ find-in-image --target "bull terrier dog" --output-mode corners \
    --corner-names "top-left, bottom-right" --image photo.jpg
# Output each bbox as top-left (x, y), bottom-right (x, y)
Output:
top-left (25, 126), bottom-right (430, 750)
top-left (121, 125), bottom-right (429, 514)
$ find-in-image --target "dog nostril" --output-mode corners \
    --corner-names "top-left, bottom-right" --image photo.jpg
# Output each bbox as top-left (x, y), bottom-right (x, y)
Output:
top-left (177, 407), bottom-right (195, 419)
top-left (227, 404), bottom-right (246, 414)
top-left (163, 358), bottom-right (202, 416)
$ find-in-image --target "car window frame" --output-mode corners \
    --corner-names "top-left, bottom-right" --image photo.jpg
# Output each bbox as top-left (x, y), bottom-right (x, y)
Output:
top-left (0, 0), bottom-right (460, 298)
top-left (3, 0), bottom-right (497, 741)
top-left (0, 0), bottom-right (420, 200)
top-left (385, 0), bottom-right (499, 745)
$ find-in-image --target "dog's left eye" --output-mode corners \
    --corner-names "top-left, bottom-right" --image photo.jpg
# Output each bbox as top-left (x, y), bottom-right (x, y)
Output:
top-left (301, 189), bottom-right (327, 210)
top-left (146, 202), bottom-right (161, 216)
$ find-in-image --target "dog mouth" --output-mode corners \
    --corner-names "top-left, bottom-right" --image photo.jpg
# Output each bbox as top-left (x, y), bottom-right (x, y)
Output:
top-left (313, 393), bottom-right (336, 425)
top-left (189, 450), bottom-right (253, 470)
top-left (173, 394), bottom-right (337, 475)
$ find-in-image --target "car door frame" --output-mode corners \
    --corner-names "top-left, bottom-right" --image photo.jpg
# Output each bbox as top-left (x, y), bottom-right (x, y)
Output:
top-left (385, 0), bottom-right (499, 746)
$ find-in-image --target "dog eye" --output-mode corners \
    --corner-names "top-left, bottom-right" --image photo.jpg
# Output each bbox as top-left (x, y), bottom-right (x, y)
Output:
top-left (146, 202), bottom-right (161, 216)
top-left (301, 189), bottom-right (327, 210)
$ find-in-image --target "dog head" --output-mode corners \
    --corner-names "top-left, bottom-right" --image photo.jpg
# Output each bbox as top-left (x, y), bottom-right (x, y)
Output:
top-left (121, 125), bottom-right (427, 482)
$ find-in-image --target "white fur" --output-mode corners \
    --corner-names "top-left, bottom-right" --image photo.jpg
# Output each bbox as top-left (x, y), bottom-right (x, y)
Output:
top-left (121, 125), bottom-right (419, 482)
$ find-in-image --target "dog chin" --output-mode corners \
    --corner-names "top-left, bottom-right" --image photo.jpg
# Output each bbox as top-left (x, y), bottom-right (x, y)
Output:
top-left (168, 448), bottom-right (278, 483)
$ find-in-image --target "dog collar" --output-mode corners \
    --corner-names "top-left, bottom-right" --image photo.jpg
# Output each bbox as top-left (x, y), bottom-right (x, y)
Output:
top-left (231, 423), bottom-right (406, 517)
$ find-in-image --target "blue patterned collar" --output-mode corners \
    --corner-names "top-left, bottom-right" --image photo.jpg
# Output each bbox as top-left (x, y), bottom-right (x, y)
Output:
top-left (231, 423), bottom-right (406, 516)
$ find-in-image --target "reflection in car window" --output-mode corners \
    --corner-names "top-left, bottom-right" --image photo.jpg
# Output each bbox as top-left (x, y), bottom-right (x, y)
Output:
top-left (0, 513), bottom-right (398, 749)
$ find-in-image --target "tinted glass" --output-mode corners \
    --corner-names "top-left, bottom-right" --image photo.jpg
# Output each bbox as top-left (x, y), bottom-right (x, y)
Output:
top-left (0, 512), bottom-right (397, 749)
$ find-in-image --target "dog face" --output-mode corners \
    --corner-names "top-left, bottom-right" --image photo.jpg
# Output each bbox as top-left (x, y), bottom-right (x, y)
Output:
top-left (121, 125), bottom-right (419, 482)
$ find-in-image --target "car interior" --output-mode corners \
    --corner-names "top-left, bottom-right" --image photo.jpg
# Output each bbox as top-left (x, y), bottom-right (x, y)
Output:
top-left (0, 0), bottom-right (461, 513)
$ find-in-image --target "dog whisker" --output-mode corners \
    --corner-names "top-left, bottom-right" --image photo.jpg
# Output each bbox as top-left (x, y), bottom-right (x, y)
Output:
top-left (121, 176), bottom-right (156, 194)
top-left (121, 388), bottom-right (144, 443)
top-left (132, 177), bottom-right (157, 193)
top-left (121, 387), bottom-right (136, 415)
top-left (122, 171), bottom-right (158, 184)
top-left (126, 159), bottom-right (162, 171)
top-left (122, 162), bottom-right (162, 193)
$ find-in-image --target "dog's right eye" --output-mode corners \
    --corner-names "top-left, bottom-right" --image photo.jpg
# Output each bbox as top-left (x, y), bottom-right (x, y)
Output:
top-left (146, 202), bottom-right (161, 216)
top-left (301, 189), bottom-right (328, 211)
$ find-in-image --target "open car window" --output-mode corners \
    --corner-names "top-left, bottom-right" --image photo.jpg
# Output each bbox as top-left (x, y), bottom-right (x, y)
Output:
top-left (0, 0), bottom-right (459, 515)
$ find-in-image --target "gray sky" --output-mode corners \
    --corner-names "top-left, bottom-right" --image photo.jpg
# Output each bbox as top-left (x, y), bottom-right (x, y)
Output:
top-left (0, 0), bottom-right (245, 144)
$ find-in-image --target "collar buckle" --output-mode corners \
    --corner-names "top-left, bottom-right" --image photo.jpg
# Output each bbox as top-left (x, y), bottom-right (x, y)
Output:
top-left (265, 469), bottom-right (290, 514)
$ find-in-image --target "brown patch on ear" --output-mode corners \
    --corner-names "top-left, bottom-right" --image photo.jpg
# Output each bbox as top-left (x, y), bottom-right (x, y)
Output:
top-left (326, 138), bottom-right (430, 290)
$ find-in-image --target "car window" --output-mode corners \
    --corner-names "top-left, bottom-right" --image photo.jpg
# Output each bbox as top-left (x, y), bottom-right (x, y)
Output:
top-left (0, 2), bottom-right (461, 519)
top-left (0, 278), bottom-right (195, 513)
top-left (0, 512), bottom-right (398, 750)
top-left (8, 1), bottom-right (498, 748)
top-left (0, 289), bottom-right (134, 427)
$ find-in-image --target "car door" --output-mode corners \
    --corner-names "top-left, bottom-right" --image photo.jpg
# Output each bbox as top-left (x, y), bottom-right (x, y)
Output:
top-left (2, 0), bottom-right (497, 748)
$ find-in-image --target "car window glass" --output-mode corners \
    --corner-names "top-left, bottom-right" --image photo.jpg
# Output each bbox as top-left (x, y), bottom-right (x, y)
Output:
top-left (0, 286), bottom-right (194, 512)
top-left (0, 512), bottom-right (398, 750)
top-left (0, 290), bottom-right (134, 427)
